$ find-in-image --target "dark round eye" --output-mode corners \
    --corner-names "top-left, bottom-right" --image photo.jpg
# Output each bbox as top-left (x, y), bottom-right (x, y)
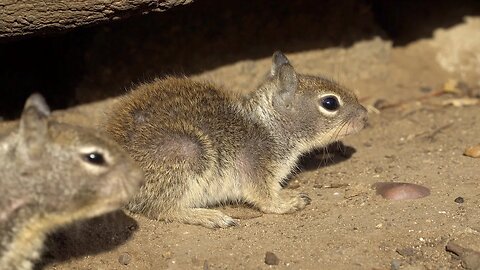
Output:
top-left (83, 152), bottom-right (106, 165)
top-left (321, 96), bottom-right (340, 111)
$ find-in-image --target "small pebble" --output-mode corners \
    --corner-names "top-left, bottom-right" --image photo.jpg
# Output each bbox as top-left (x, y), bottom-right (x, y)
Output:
top-left (443, 79), bottom-right (460, 93)
top-left (396, 247), bottom-right (415, 257)
top-left (454, 197), bottom-right (464, 204)
top-left (419, 86), bottom-right (432, 93)
top-left (464, 144), bottom-right (480, 158)
top-left (373, 99), bottom-right (388, 109)
top-left (118, 252), bottom-right (132, 265)
top-left (390, 259), bottom-right (401, 270)
top-left (446, 240), bottom-right (480, 270)
top-left (264, 251), bottom-right (280, 265)
top-left (374, 182), bottom-right (430, 201)
top-left (287, 180), bottom-right (301, 189)
top-left (162, 251), bottom-right (172, 259)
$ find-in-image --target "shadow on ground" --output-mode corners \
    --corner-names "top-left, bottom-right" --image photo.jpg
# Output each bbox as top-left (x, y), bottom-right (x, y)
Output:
top-left (298, 142), bottom-right (357, 173)
top-left (35, 210), bottom-right (138, 270)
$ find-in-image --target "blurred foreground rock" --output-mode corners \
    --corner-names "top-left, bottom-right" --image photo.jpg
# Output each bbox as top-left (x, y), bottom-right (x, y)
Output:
top-left (0, 0), bottom-right (193, 40)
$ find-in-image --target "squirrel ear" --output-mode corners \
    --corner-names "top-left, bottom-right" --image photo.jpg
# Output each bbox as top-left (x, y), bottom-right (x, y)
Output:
top-left (18, 93), bottom-right (50, 159)
top-left (277, 64), bottom-right (298, 94)
top-left (270, 52), bottom-right (298, 106)
top-left (23, 93), bottom-right (50, 117)
top-left (270, 51), bottom-right (291, 76)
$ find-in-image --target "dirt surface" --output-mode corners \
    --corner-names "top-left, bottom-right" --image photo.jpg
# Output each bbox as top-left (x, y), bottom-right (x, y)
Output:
top-left (1, 1), bottom-right (479, 270)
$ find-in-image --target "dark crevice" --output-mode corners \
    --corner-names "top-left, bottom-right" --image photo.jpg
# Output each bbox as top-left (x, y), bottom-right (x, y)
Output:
top-left (368, 0), bottom-right (480, 45)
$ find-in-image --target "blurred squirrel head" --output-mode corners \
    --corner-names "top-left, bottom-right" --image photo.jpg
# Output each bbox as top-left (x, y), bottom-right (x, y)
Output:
top-left (2, 94), bottom-right (144, 223)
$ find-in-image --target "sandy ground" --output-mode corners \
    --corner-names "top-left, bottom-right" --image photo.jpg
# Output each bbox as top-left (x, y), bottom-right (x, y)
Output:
top-left (1, 2), bottom-right (479, 270)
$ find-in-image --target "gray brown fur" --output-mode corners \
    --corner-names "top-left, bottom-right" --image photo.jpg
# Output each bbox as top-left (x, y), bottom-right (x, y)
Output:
top-left (105, 52), bottom-right (367, 228)
top-left (0, 94), bottom-right (144, 270)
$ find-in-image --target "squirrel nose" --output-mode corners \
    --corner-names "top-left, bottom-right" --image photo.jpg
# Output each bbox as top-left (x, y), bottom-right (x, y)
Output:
top-left (358, 106), bottom-right (368, 123)
top-left (361, 113), bottom-right (368, 124)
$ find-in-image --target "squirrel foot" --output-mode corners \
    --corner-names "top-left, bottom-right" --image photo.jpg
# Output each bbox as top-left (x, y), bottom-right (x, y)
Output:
top-left (169, 208), bottom-right (238, 229)
top-left (256, 190), bottom-right (311, 214)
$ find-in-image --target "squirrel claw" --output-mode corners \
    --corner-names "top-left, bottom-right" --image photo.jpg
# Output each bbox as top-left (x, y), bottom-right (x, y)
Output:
top-left (299, 193), bottom-right (312, 205)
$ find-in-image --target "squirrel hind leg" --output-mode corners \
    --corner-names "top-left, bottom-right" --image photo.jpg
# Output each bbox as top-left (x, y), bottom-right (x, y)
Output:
top-left (245, 187), bottom-right (311, 215)
top-left (127, 189), bottom-right (238, 229)
top-left (166, 208), bottom-right (238, 228)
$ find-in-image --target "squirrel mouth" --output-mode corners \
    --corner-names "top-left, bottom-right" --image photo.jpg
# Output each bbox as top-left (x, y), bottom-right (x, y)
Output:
top-left (337, 115), bottom-right (367, 137)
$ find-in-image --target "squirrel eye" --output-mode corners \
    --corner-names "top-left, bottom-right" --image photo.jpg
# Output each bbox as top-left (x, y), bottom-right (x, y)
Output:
top-left (320, 96), bottom-right (340, 111)
top-left (82, 152), bottom-right (106, 166)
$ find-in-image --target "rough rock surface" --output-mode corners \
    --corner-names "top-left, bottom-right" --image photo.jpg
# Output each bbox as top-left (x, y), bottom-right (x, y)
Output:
top-left (0, 0), bottom-right (193, 39)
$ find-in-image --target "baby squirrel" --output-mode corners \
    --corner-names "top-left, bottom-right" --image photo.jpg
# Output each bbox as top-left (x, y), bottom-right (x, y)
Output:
top-left (0, 94), bottom-right (144, 270)
top-left (106, 51), bottom-right (367, 228)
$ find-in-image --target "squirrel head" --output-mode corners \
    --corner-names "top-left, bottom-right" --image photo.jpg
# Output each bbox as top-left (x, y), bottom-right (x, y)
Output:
top-left (4, 94), bottom-right (144, 223)
top-left (254, 51), bottom-right (368, 151)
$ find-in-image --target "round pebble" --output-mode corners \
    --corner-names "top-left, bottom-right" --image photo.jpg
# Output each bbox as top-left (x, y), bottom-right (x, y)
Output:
top-left (118, 252), bottom-right (132, 265)
top-left (264, 251), bottom-right (279, 265)
top-left (464, 144), bottom-right (480, 158)
top-left (374, 182), bottom-right (430, 200)
top-left (454, 197), bottom-right (464, 203)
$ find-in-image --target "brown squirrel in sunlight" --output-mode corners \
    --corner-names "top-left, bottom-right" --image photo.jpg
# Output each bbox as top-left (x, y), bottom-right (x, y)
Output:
top-left (105, 51), bottom-right (367, 228)
top-left (0, 94), bottom-right (144, 270)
